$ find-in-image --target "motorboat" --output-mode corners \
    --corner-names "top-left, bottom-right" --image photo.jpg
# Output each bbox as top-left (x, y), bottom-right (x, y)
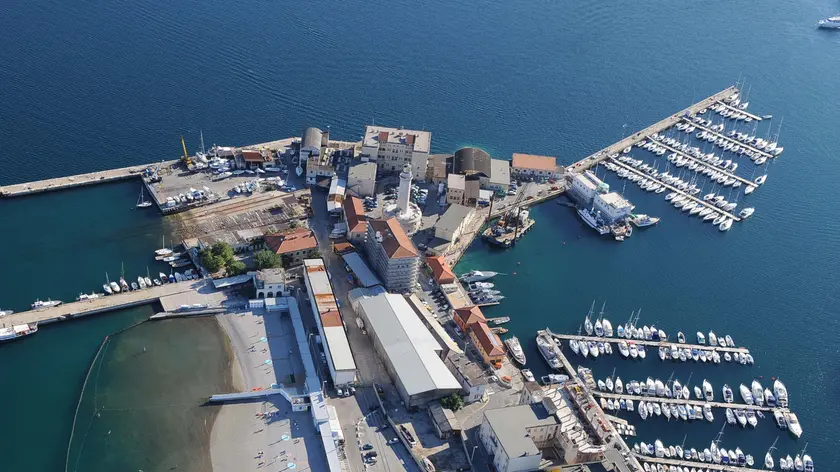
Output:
top-left (746, 410), bottom-right (758, 427)
top-left (677, 331), bottom-right (686, 343)
top-left (694, 386), bottom-right (703, 399)
top-left (818, 14), bottom-right (840, 28)
top-left (536, 332), bottom-right (562, 370)
top-left (629, 343), bottom-right (638, 359)
top-left (521, 369), bottom-right (535, 383)
top-left (765, 388), bottom-right (777, 406)
top-left (606, 376), bottom-right (614, 392)
top-left (638, 401), bottom-right (648, 420)
top-left (722, 384), bottom-right (734, 403)
top-left (752, 380), bottom-right (765, 405)
top-left (76, 292), bottom-right (101, 302)
top-left (708, 331), bottom-right (718, 346)
top-left (725, 335), bottom-right (734, 346)
top-left (602, 319), bottom-right (613, 336)
top-left (726, 408), bottom-right (736, 424)
top-left (615, 377), bottom-right (623, 393)
top-left (735, 409), bottom-right (747, 427)
top-left (31, 299), bottom-right (62, 309)
top-left (569, 338), bottom-right (579, 355)
top-left (775, 379), bottom-right (789, 407)
top-left (580, 340), bottom-right (589, 357)
top-left (540, 374), bottom-right (569, 385)
top-left (618, 341), bottom-right (630, 357)
top-left (504, 336), bottom-right (527, 365)
top-left (719, 218), bottom-right (733, 232)
top-left (786, 412), bottom-right (803, 438)
top-left (137, 276), bottom-right (147, 289)
top-left (740, 384), bottom-right (754, 404)
top-left (0, 323), bottom-right (38, 343)
top-left (673, 380), bottom-right (682, 399)
top-left (803, 454), bottom-right (814, 472)
top-left (703, 404), bottom-right (714, 422)
top-left (637, 344), bottom-right (646, 359)
top-left (703, 379), bottom-right (714, 401)
top-left (459, 270), bottom-right (499, 283)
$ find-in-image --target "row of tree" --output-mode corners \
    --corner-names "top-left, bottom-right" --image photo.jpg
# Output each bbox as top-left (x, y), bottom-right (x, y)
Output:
top-left (199, 242), bottom-right (284, 275)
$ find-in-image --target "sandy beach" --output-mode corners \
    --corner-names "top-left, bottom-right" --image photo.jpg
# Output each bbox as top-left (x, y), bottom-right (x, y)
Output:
top-left (210, 308), bottom-right (326, 472)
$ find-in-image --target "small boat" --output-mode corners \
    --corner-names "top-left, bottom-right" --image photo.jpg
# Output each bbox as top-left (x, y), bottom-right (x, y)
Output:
top-left (709, 331), bottom-right (718, 346)
top-left (694, 385), bottom-right (703, 399)
top-left (786, 412), bottom-right (803, 438)
top-left (752, 380), bottom-right (765, 406)
top-left (735, 409), bottom-right (747, 427)
top-left (76, 292), bottom-right (101, 301)
top-left (740, 384), bottom-right (754, 404)
top-left (696, 331), bottom-right (706, 344)
top-left (136, 186), bottom-right (153, 208)
top-left (746, 410), bottom-right (758, 427)
top-left (540, 374), bottom-right (569, 385)
top-left (137, 276), bottom-right (147, 289)
top-left (803, 454), bottom-right (814, 472)
top-left (130, 282), bottom-right (139, 290)
top-left (725, 335), bottom-right (734, 346)
top-left (703, 404), bottom-right (714, 422)
top-left (703, 379), bottom-right (714, 401)
top-left (722, 384), bottom-right (734, 403)
top-left (0, 322), bottom-right (38, 343)
top-left (677, 332), bottom-right (685, 343)
top-left (726, 408), bottom-right (736, 424)
top-left (504, 336), bottom-right (527, 365)
top-left (775, 379), bottom-right (789, 407)
top-left (521, 369), bottom-right (535, 382)
top-left (153, 278), bottom-right (162, 286)
top-left (31, 299), bottom-right (62, 309)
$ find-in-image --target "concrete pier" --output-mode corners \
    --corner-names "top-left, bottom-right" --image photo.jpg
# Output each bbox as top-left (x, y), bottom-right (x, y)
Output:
top-left (0, 162), bottom-right (167, 198)
top-left (568, 86), bottom-right (739, 173)
top-left (548, 331), bottom-right (751, 354)
top-left (592, 391), bottom-right (786, 413)
top-left (2, 280), bottom-right (214, 326)
top-left (608, 158), bottom-right (742, 222)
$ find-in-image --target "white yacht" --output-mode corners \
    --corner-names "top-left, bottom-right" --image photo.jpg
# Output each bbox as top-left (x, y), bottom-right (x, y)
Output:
top-left (774, 379), bottom-right (789, 407)
top-left (739, 207), bottom-right (755, 219)
top-left (536, 332), bottom-right (562, 370)
top-left (31, 299), bottom-right (62, 309)
top-left (703, 379), bottom-right (714, 401)
top-left (0, 323), bottom-right (38, 343)
top-left (740, 384), bottom-right (754, 404)
top-left (504, 336), bottom-right (527, 365)
top-left (460, 270), bottom-right (499, 283)
top-left (786, 412), bottom-right (803, 438)
top-left (752, 380), bottom-right (765, 406)
top-left (818, 15), bottom-right (840, 28)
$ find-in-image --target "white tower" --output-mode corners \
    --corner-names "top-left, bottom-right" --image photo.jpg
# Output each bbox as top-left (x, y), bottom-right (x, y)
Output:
top-left (397, 164), bottom-right (412, 216)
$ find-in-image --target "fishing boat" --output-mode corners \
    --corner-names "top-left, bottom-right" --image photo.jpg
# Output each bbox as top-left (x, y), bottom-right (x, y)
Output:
top-left (0, 323), bottom-right (38, 343)
top-left (31, 299), bottom-right (62, 309)
top-left (504, 336), bottom-right (527, 365)
top-left (136, 186), bottom-right (153, 208)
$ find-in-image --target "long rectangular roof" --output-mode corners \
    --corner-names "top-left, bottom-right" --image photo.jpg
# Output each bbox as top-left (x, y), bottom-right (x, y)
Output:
top-left (342, 252), bottom-right (382, 288)
top-left (303, 259), bottom-right (356, 372)
top-left (358, 294), bottom-right (460, 396)
top-left (363, 126), bottom-right (431, 153)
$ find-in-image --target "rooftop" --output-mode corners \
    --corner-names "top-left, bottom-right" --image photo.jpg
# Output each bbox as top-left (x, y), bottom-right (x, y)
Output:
top-left (512, 153), bottom-right (558, 172)
top-left (256, 268), bottom-right (286, 284)
top-left (327, 178), bottom-right (346, 213)
top-left (426, 256), bottom-right (456, 284)
top-left (347, 162), bottom-right (377, 186)
top-left (597, 191), bottom-right (632, 209)
top-left (483, 404), bottom-right (559, 458)
top-left (343, 196), bottom-right (368, 233)
top-left (369, 218), bottom-right (418, 259)
top-left (357, 294), bottom-right (461, 397)
top-left (342, 252), bottom-right (382, 288)
top-left (453, 147), bottom-right (491, 177)
top-left (490, 158), bottom-right (511, 186)
top-left (429, 403), bottom-right (461, 434)
top-left (447, 173), bottom-right (465, 190)
top-left (241, 149), bottom-right (271, 163)
top-left (264, 227), bottom-right (318, 255)
top-left (445, 351), bottom-right (486, 386)
top-left (363, 126), bottom-right (431, 154)
top-left (436, 204), bottom-right (473, 235)
top-left (470, 321), bottom-right (504, 357)
top-left (454, 306), bottom-right (485, 328)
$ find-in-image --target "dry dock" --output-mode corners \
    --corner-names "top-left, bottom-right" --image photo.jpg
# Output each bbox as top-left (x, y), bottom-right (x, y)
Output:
top-left (547, 331), bottom-right (751, 355)
top-left (635, 454), bottom-right (773, 472)
top-left (568, 86), bottom-right (739, 173)
top-left (2, 280), bottom-right (222, 326)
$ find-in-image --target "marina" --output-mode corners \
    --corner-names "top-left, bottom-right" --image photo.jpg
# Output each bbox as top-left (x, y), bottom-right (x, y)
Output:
top-left (644, 138), bottom-right (756, 188)
top-left (592, 391), bottom-right (786, 413)
top-left (684, 119), bottom-right (775, 160)
top-left (548, 331), bottom-right (752, 355)
top-left (635, 454), bottom-right (774, 472)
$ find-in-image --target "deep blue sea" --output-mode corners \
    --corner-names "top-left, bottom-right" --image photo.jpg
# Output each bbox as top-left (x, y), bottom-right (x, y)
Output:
top-left (2, 0), bottom-right (840, 469)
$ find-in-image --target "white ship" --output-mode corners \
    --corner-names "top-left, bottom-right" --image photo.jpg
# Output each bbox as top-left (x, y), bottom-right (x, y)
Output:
top-left (818, 15), bottom-right (840, 28)
top-left (536, 331), bottom-right (562, 370)
top-left (0, 323), bottom-right (38, 343)
top-left (31, 299), bottom-right (62, 309)
top-left (459, 270), bottom-right (499, 283)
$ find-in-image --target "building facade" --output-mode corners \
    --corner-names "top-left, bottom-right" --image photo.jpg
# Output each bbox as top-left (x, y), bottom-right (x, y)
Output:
top-left (593, 191), bottom-right (633, 222)
top-left (252, 268), bottom-right (287, 298)
top-left (363, 218), bottom-right (420, 292)
top-left (469, 321), bottom-right (505, 366)
top-left (567, 170), bottom-right (609, 207)
top-left (445, 352), bottom-right (488, 404)
top-left (360, 126), bottom-right (431, 178)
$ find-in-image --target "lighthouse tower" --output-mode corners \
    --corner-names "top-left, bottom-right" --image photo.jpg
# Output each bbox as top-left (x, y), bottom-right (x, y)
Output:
top-left (397, 164), bottom-right (412, 217)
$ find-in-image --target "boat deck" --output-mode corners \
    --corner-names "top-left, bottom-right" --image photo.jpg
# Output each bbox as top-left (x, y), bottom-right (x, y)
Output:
top-left (634, 454), bottom-right (773, 472)
top-left (592, 391), bottom-right (787, 413)
top-left (714, 101), bottom-right (763, 121)
top-left (648, 139), bottom-right (757, 188)
top-left (567, 86), bottom-right (738, 173)
top-left (3, 280), bottom-right (213, 326)
top-left (683, 119), bottom-right (774, 159)
top-left (548, 331), bottom-right (750, 354)
top-left (608, 159), bottom-right (742, 222)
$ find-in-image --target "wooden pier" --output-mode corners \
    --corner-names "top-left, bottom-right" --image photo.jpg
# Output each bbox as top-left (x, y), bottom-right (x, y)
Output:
top-left (592, 391), bottom-right (786, 413)
top-left (634, 454), bottom-right (773, 472)
top-left (608, 158), bottom-right (742, 222)
top-left (0, 161), bottom-right (168, 198)
top-left (683, 119), bottom-right (774, 159)
top-left (714, 100), bottom-right (763, 122)
top-left (647, 139), bottom-right (757, 188)
top-left (568, 86), bottom-right (739, 173)
top-left (2, 280), bottom-right (210, 326)
top-left (548, 331), bottom-right (751, 354)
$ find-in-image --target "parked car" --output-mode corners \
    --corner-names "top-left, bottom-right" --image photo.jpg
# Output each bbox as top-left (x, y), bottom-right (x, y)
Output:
top-left (362, 443), bottom-right (373, 451)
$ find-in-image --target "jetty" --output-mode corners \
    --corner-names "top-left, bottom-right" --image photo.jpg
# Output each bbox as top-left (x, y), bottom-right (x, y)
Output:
top-left (0, 161), bottom-right (170, 198)
top-left (683, 119), bottom-right (774, 159)
top-left (608, 158), bottom-right (741, 222)
top-left (2, 280), bottom-right (224, 326)
top-left (647, 138), bottom-right (756, 188)
top-left (548, 331), bottom-right (751, 355)
top-left (567, 86), bottom-right (739, 173)
top-left (592, 391), bottom-right (786, 413)
top-left (634, 454), bottom-right (773, 472)
top-left (713, 100), bottom-right (763, 122)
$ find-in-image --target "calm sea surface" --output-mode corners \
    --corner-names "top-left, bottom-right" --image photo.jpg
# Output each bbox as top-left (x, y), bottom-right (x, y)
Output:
top-left (2, 0), bottom-right (839, 469)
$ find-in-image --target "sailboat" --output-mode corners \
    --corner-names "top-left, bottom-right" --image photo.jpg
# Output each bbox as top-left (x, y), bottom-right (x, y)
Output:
top-left (584, 300), bottom-right (595, 335)
top-left (136, 186), bottom-right (153, 208)
top-left (103, 272), bottom-right (115, 294)
top-left (155, 235), bottom-right (173, 256)
top-left (765, 438), bottom-right (778, 469)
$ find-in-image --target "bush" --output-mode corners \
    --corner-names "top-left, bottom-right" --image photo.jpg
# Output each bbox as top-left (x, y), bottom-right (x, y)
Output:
top-left (254, 250), bottom-right (281, 269)
top-left (226, 260), bottom-right (247, 276)
top-left (440, 393), bottom-right (464, 412)
top-left (200, 249), bottom-right (225, 273)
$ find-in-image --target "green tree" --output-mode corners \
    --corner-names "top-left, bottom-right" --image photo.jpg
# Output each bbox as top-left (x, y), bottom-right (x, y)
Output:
top-left (200, 249), bottom-right (224, 273)
top-left (254, 250), bottom-right (281, 269)
top-left (440, 393), bottom-right (464, 412)
top-left (211, 242), bottom-right (235, 263)
top-left (226, 260), bottom-right (247, 275)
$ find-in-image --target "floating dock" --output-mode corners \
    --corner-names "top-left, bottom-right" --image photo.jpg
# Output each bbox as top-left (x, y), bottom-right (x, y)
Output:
top-left (634, 454), bottom-right (773, 472)
top-left (568, 86), bottom-right (739, 173)
top-left (712, 100), bottom-right (763, 122)
top-left (608, 158), bottom-right (742, 222)
top-left (547, 331), bottom-right (751, 355)
top-left (592, 391), bottom-right (786, 413)
top-left (647, 139), bottom-right (756, 187)
top-left (683, 119), bottom-right (774, 159)
top-left (2, 280), bottom-right (221, 326)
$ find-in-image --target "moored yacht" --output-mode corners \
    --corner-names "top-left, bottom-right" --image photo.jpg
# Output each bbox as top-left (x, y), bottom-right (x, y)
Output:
top-left (0, 323), bottom-right (38, 343)
top-left (818, 15), bottom-right (840, 28)
top-left (504, 336), bottom-right (527, 365)
top-left (536, 331), bottom-right (562, 370)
